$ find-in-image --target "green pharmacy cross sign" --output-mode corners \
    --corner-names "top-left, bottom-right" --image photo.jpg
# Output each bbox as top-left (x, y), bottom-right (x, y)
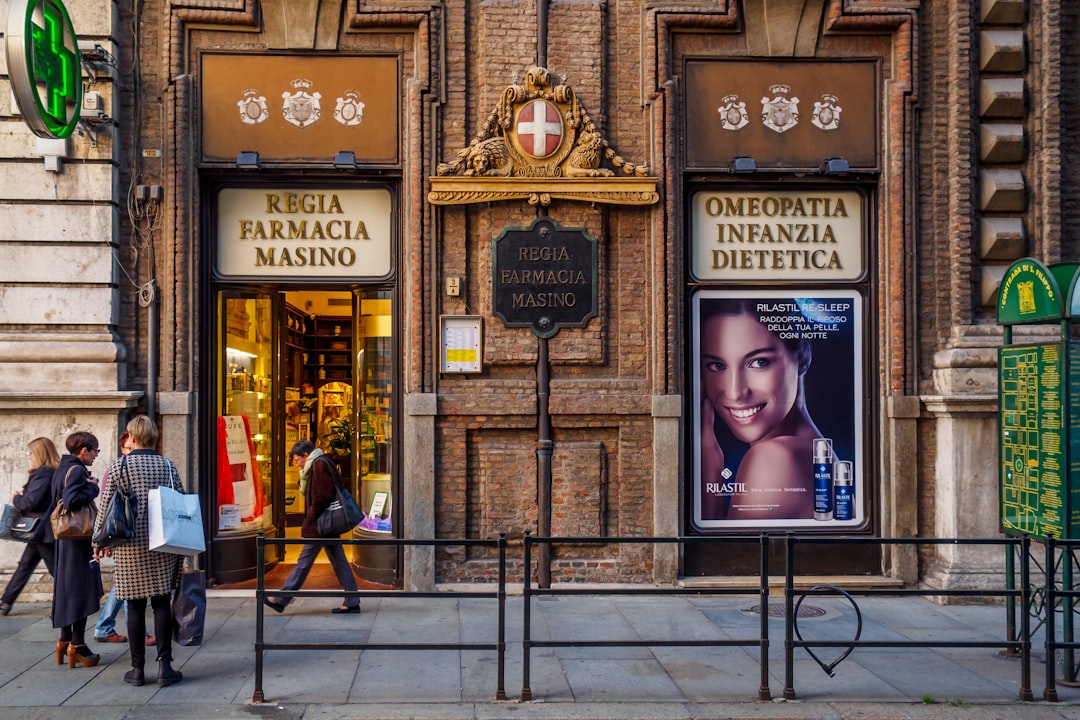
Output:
top-left (5, 0), bottom-right (82, 139)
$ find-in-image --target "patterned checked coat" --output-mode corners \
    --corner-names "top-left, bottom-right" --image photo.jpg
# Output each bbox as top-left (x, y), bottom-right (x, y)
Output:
top-left (95, 449), bottom-right (184, 600)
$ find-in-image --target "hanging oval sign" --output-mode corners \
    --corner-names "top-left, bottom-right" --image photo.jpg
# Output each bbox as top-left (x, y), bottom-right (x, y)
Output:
top-left (5, 0), bottom-right (83, 139)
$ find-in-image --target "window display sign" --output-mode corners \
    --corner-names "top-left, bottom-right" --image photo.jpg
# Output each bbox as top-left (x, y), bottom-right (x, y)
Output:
top-left (692, 289), bottom-right (864, 529)
top-left (216, 415), bottom-right (266, 526)
top-left (216, 187), bottom-right (392, 279)
top-left (691, 189), bottom-right (865, 282)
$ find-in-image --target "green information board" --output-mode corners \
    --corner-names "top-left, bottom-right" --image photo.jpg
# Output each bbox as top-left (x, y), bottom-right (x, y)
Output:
top-left (999, 344), bottom-right (1067, 537)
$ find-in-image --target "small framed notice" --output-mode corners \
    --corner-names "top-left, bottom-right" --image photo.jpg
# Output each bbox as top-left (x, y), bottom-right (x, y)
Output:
top-left (440, 315), bottom-right (483, 373)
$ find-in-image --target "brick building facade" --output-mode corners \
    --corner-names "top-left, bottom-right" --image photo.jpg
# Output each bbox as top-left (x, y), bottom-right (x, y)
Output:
top-left (0, 0), bottom-right (1063, 593)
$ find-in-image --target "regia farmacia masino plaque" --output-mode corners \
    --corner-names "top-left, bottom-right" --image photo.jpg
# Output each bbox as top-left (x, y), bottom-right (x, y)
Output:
top-left (5, 0), bottom-right (82, 139)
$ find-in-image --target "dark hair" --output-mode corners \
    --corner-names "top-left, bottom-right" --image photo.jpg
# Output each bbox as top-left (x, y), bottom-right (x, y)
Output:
top-left (700, 297), bottom-right (812, 375)
top-left (290, 439), bottom-right (315, 457)
top-left (65, 431), bottom-right (99, 454)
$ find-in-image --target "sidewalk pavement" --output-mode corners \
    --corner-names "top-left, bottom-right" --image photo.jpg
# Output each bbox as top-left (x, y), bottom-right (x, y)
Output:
top-left (0, 587), bottom-right (1079, 720)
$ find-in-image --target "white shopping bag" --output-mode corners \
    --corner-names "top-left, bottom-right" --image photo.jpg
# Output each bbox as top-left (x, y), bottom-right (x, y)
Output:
top-left (148, 486), bottom-right (206, 556)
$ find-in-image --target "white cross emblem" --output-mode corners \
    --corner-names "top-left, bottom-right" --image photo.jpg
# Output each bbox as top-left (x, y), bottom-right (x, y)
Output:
top-left (516, 99), bottom-right (562, 158)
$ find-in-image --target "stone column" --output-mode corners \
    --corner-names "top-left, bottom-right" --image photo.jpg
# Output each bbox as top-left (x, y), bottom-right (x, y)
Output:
top-left (922, 325), bottom-right (1006, 594)
top-left (403, 392), bottom-right (437, 591)
top-left (653, 395), bottom-right (682, 585)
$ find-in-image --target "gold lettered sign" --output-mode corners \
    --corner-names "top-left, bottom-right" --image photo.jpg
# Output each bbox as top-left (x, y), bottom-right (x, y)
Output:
top-left (684, 59), bottom-right (879, 172)
top-left (215, 187), bottom-right (393, 279)
top-left (690, 189), bottom-right (865, 282)
top-left (201, 54), bottom-right (399, 164)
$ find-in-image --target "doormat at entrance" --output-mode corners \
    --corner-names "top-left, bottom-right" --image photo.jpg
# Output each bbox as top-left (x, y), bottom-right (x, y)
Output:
top-left (213, 562), bottom-right (392, 591)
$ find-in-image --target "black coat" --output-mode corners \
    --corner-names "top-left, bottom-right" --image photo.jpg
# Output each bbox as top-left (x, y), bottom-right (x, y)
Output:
top-left (14, 465), bottom-right (55, 543)
top-left (302, 455), bottom-right (341, 538)
top-left (50, 455), bottom-right (102, 629)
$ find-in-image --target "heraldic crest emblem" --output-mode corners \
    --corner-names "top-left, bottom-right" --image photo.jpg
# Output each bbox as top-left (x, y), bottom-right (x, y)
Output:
top-left (430, 67), bottom-right (657, 207)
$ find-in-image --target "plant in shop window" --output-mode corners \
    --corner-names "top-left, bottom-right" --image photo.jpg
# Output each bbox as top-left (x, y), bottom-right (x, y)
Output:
top-left (326, 417), bottom-right (353, 458)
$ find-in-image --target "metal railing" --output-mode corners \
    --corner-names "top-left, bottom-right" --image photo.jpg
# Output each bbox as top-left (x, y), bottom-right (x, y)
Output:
top-left (521, 532), bottom-right (773, 701)
top-left (781, 533), bottom-right (1033, 701)
top-left (250, 531), bottom-right (1048, 704)
top-left (252, 533), bottom-right (508, 703)
top-left (1042, 535), bottom-right (1080, 701)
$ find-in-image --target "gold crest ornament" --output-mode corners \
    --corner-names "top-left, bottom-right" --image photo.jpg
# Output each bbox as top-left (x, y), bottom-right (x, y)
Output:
top-left (429, 67), bottom-right (657, 207)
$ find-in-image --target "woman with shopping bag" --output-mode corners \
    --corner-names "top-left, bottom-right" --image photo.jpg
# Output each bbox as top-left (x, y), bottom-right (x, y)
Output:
top-left (93, 416), bottom-right (185, 687)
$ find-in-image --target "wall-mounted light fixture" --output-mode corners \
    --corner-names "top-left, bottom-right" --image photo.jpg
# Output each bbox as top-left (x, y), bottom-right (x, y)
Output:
top-left (819, 156), bottom-right (850, 175)
top-left (728, 156), bottom-right (756, 174)
top-left (36, 137), bottom-right (68, 173)
top-left (236, 150), bottom-right (260, 169)
top-left (333, 150), bottom-right (357, 171)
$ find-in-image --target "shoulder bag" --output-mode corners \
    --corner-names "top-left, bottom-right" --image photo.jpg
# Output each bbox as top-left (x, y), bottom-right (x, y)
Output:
top-left (316, 460), bottom-right (364, 536)
top-left (51, 468), bottom-right (98, 541)
top-left (93, 458), bottom-right (139, 547)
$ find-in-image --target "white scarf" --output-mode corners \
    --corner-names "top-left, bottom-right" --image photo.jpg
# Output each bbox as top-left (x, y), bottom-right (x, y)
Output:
top-left (298, 447), bottom-right (324, 497)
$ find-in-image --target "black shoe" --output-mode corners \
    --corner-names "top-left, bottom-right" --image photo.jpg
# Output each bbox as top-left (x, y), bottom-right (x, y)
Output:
top-left (124, 668), bottom-right (145, 686)
top-left (331, 605), bottom-right (361, 614)
top-left (157, 660), bottom-right (183, 687)
top-left (0, 601), bottom-right (11, 615)
top-left (264, 599), bottom-right (286, 614)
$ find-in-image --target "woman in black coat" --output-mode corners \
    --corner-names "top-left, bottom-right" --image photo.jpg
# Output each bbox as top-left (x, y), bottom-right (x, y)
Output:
top-left (51, 431), bottom-right (104, 668)
top-left (0, 437), bottom-right (61, 614)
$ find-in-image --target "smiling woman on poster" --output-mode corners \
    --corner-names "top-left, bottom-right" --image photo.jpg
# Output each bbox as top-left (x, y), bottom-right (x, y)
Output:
top-left (695, 289), bottom-right (864, 526)
top-left (698, 298), bottom-right (821, 520)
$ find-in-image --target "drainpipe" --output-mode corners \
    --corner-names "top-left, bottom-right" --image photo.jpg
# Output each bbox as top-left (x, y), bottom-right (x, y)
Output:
top-left (143, 279), bottom-right (159, 419)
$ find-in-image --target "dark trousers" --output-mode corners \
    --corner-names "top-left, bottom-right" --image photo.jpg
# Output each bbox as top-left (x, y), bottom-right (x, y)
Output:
top-left (272, 542), bottom-right (359, 608)
top-left (1, 541), bottom-right (55, 605)
top-left (127, 594), bottom-right (173, 668)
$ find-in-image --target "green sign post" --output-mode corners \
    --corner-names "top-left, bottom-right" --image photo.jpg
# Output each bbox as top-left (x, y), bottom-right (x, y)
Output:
top-left (4, 0), bottom-right (82, 139)
top-left (997, 258), bottom-right (1080, 539)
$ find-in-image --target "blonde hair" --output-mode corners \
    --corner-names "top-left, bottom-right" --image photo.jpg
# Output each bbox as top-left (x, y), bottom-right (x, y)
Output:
top-left (27, 437), bottom-right (61, 472)
top-left (126, 415), bottom-right (159, 449)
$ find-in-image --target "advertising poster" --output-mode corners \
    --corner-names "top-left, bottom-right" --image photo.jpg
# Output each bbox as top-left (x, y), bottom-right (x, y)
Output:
top-left (217, 415), bottom-right (265, 524)
top-left (692, 289), bottom-right (864, 529)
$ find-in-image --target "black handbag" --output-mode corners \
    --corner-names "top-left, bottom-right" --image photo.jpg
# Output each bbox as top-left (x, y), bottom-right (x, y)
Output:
top-left (9, 511), bottom-right (45, 543)
top-left (92, 459), bottom-right (139, 547)
top-left (316, 484), bottom-right (364, 536)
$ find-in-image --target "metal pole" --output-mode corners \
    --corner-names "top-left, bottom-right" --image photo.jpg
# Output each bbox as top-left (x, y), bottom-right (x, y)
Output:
top-left (537, 0), bottom-right (548, 68)
top-left (758, 532), bottom-right (771, 700)
top-left (1020, 535), bottom-right (1033, 701)
top-left (146, 280), bottom-right (159, 418)
top-left (522, 532), bottom-right (534, 701)
top-left (495, 533), bottom-right (507, 700)
top-left (537, 336), bottom-right (552, 588)
top-left (1005, 542), bottom-right (1018, 654)
top-left (784, 533), bottom-right (796, 699)
top-left (1046, 535), bottom-right (1059, 701)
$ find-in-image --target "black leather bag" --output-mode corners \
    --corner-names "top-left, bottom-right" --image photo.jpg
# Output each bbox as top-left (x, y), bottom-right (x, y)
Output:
top-left (9, 511), bottom-right (45, 543)
top-left (92, 459), bottom-right (139, 548)
top-left (316, 484), bottom-right (365, 536)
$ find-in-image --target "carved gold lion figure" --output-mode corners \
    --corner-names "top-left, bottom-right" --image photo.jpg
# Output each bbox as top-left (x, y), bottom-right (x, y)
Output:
top-left (463, 137), bottom-right (512, 177)
top-left (564, 131), bottom-right (613, 177)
